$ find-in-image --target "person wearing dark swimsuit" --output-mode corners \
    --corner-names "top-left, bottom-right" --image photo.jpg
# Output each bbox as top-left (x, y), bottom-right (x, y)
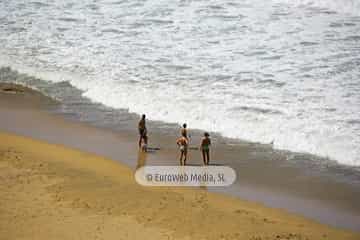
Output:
top-left (138, 114), bottom-right (147, 148)
top-left (200, 132), bottom-right (211, 165)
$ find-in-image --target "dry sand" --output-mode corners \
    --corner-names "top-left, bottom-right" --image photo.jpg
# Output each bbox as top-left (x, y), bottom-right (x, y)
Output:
top-left (0, 132), bottom-right (359, 240)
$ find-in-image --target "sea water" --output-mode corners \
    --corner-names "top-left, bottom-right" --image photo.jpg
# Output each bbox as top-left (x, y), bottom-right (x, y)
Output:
top-left (0, 0), bottom-right (359, 166)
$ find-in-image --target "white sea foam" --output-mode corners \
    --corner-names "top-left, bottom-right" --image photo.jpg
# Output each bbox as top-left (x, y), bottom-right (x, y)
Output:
top-left (275, 0), bottom-right (360, 16)
top-left (0, 0), bottom-right (359, 166)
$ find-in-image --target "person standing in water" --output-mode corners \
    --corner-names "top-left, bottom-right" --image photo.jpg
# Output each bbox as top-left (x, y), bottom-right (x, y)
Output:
top-left (200, 132), bottom-right (211, 165)
top-left (176, 135), bottom-right (189, 165)
top-left (138, 114), bottom-right (147, 148)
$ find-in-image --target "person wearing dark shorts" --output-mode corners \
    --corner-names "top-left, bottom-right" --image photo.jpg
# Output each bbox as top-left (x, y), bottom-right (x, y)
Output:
top-left (138, 114), bottom-right (147, 148)
top-left (200, 132), bottom-right (211, 165)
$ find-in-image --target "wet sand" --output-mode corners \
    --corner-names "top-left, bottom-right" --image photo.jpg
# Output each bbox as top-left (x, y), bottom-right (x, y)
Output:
top-left (0, 83), bottom-right (360, 237)
top-left (2, 131), bottom-right (360, 240)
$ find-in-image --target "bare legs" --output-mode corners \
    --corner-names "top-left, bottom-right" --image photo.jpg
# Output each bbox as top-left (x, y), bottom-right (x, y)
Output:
top-left (202, 150), bottom-right (210, 165)
top-left (179, 150), bottom-right (187, 166)
top-left (138, 136), bottom-right (142, 148)
top-left (138, 132), bottom-right (147, 152)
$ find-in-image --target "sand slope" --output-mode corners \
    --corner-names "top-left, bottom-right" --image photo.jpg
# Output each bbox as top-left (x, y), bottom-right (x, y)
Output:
top-left (0, 132), bottom-right (358, 240)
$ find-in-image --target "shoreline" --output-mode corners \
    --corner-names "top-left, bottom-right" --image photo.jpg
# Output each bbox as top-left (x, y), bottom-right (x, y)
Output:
top-left (1, 67), bottom-right (358, 169)
top-left (1, 83), bottom-right (360, 233)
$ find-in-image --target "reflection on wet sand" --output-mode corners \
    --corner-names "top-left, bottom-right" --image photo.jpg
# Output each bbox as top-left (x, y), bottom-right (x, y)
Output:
top-left (136, 150), bottom-right (147, 170)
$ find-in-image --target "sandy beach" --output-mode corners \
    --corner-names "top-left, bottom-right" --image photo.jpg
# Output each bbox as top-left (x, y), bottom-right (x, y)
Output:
top-left (1, 85), bottom-right (360, 240)
top-left (1, 132), bottom-right (359, 240)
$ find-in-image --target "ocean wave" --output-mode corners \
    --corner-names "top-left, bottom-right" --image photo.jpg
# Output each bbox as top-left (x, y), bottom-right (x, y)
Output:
top-left (1, 0), bottom-right (360, 167)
